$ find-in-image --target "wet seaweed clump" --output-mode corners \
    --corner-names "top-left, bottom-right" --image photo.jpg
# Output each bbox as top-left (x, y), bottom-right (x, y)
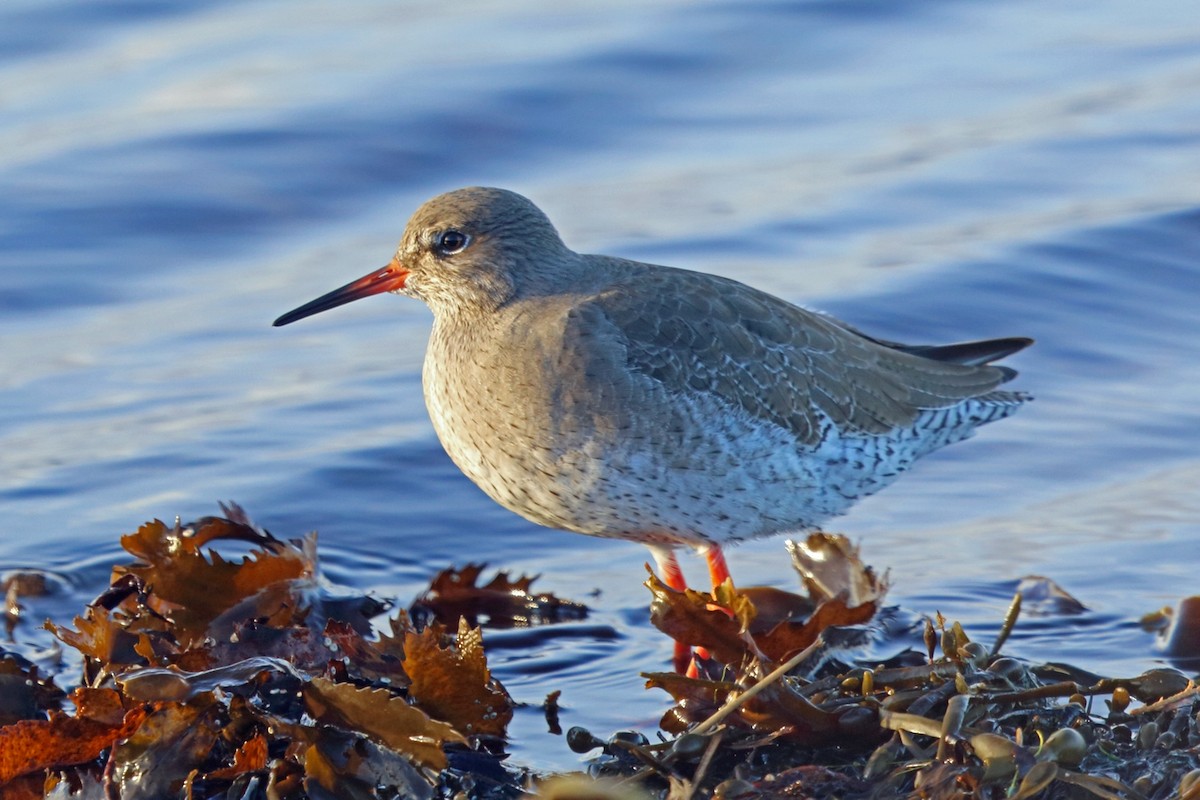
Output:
top-left (555, 535), bottom-right (1200, 799)
top-left (0, 504), bottom-right (579, 799)
top-left (2, 509), bottom-right (1198, 799)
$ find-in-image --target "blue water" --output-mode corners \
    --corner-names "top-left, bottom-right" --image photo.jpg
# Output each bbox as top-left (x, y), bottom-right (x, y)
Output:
top-left (3, 0), bottom-right (1200, 771)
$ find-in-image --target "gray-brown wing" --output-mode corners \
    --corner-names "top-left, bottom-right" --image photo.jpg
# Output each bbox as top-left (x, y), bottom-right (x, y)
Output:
top-left (583, 264), bottom-right (1018, 445)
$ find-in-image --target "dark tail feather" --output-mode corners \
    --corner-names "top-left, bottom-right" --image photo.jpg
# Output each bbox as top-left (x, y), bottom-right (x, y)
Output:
top-left (823, 312), bottom-right (1033, 379)
top-left (895, 337), bottom-right (1034, 367)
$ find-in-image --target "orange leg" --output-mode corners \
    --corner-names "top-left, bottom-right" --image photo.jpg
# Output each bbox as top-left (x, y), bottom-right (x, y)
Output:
top-left (653, 547), bottom-right (688, 594)
top-left (651, 545), bottom-right (736, 676)
top-left (649, 547), bottom-right (695, 675)
top-left (691, 544), bottom-right (735, 671)
top-left (702, 543), bottom-right (732, 590)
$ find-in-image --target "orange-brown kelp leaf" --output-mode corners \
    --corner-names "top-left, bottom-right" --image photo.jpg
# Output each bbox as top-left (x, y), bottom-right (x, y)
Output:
top-left (303, 676), bottom-right (466, 771)
top-left (206, 621), bottom-right (335, 674)
top-left (115, 517), bottom-right (312, 645)
top-left (642, 672), bottom-right (736, 706)
top-left (303, 725), bottom-right (434, 800)
top-left (755, 594), bottom-right (878, 664)
top-left (786, 533), bottom-right (888, 606)
top-left (0, 706), bottom-right (147, 783)
top-left (108, 701), bottom-right (219, 796)
top-left (71, 687), bottom-right (130, 726)
top-left (198, 503), bottom-right (277, 546)
top-left (206, 542), bottom-right (386, 643)
top-left (411, 563), bottom-right (587, 628)
top-left (404, 618), bottom-right (514, 739)
top-left (45, 607), bottom-right (143, 668)
top-left (325, 619), bottom-right (412, 686)
top-left (121, 515), bottom-right (275, 561)
top-left (207, 732), bottom-right (268, 780)
top-left (646, 571), bottom-right (756, 665)
top-left (711, 580), bottom-right (758, 632)
top-left (379, 610), bottom-right (418, 649)
top-left (643, 673), bottom-right (734, 732)
top-left (133, 628), bottom-right (218, 672)
top-left (739, 586), bottom-right (816, 635)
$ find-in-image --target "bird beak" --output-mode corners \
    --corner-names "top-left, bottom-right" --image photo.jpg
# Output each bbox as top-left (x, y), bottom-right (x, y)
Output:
top-left (273, 260), bottom-right (409, 326)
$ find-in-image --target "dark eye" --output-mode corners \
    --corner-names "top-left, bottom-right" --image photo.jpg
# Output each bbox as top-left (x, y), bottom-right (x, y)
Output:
top-left (436, 229), bottom-right (469, 255)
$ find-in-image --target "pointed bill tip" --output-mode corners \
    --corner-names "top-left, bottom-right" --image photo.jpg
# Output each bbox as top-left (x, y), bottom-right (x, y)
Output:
top-left (273, 263), bottom-right (408, 327)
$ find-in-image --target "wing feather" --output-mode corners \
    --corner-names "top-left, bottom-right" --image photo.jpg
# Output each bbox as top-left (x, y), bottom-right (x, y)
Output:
top-left (583, 263), bottom-right (1025, 445)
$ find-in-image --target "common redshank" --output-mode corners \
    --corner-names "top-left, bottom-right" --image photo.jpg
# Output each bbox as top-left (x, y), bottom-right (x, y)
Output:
top-left (275, 187), bottom-right (1031, 663)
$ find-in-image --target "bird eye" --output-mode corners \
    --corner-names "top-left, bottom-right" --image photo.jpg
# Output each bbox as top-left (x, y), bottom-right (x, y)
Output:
top-left (436, 229), bottom-right (469, 255)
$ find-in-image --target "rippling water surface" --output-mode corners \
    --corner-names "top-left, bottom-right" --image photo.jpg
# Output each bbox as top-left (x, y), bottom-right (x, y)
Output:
top-left (3, 0), bottom-right (1200, 770)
